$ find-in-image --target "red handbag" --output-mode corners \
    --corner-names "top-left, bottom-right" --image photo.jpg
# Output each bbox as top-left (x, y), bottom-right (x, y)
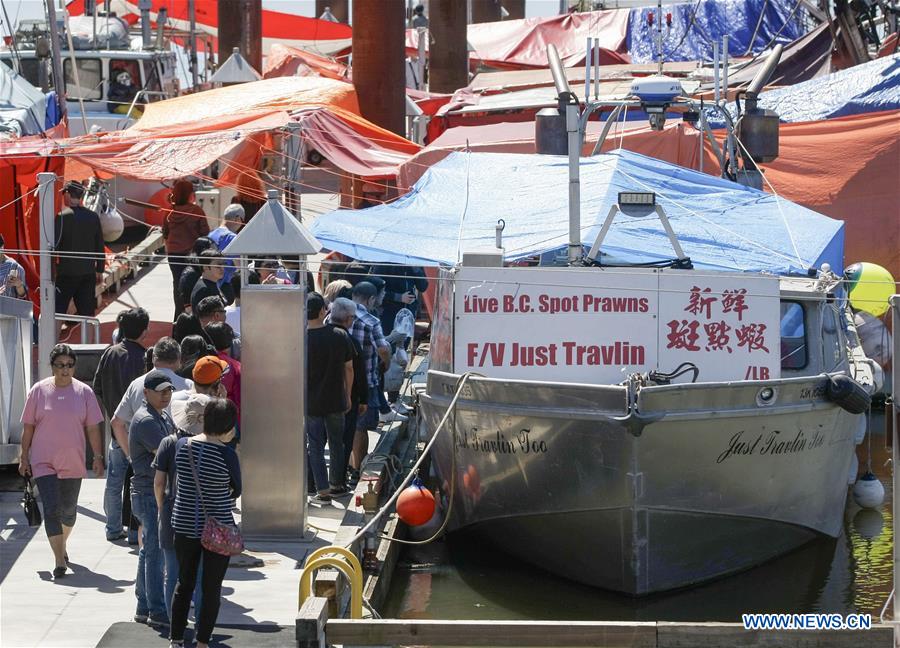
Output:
top-left (185, 439), bottom-right (244, 556)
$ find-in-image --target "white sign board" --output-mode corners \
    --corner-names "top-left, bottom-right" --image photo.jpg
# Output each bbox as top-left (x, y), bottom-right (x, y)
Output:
top-left (453, 267), bottom-right (781, 384)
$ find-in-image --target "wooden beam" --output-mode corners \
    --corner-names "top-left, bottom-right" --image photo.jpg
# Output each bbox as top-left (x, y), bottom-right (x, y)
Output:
top-left (295, 596), bottom-right (328, 648)
top-left (326, 620), bottom-right (893, 647)
top-left (326, 620), bottom-right (658, 647)
top-left (798, 0), bottom-right (827, 23)
top-left (657, 621), bottom-right (893, 647)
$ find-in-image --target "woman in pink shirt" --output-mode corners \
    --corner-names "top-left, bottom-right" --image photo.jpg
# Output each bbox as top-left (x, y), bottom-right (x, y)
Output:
top-left (19, 344), bottom-right (105, 579)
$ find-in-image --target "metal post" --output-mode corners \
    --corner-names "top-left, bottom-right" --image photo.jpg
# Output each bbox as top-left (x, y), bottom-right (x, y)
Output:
top-left (37, 173), bottom-right (57, 380)
top-left (713, 40), bottom-right (720, 105)
top-left (593, 38), bottom-right (599, 100)
top-left (45, 0), bottom-right (68, 124)
top-left (566, 103), bottom-right (581, 265)
top-left (139, 0), bottom-right (152, 49)
top-left (188, 0), bottom-right (198, 88)
top-left (283, 122), bottom-right (302, 219)
top-left (584, 37), bottom-right (591, 106)
top-left (891, 294), bottom-right (899, 645)
top-left (417, 27), bottom-right (426, 91)
top-left (722, 34), bottom-right (729, 97)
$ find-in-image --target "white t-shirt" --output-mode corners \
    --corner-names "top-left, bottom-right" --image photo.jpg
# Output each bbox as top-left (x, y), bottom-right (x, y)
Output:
top-left (225, 304), bottom-right (241, 335)
top-left (113, 368), bottom-right (190, 424)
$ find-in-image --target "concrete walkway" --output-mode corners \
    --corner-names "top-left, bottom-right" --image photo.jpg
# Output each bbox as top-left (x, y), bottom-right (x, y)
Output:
top-left (0, 477), bottom-right (349, 648)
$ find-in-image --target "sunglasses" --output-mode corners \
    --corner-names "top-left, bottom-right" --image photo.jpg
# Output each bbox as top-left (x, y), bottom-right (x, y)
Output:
top-left (52, 362), bottom-right (75, 369)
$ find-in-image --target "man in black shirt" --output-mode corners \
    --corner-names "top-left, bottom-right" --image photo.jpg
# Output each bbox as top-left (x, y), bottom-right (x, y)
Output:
top-left (55, 181), bottom-right (105, 315)
top-left (93, 307), bottom-right (149, 542)
top-left (189, 249), bottom-right (226, 313)
top-left (372, 264), bottom-right (428, 335)
top-left (306, 292), bottom-right (353, 502)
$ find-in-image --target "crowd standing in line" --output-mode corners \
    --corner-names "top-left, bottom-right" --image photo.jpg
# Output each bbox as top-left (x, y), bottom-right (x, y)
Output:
top-left (14, 177), bottom-right (433, 646)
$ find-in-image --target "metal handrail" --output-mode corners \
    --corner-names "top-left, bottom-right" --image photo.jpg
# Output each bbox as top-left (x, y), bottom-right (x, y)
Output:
top-left (52, 314), bottom-right (101, 344)
top-left (123, 89), bottom-right (169, 121)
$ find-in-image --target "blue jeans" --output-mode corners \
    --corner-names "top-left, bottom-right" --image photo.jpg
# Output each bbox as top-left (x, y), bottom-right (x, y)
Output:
top-left (163, 547), bottom-right (202, 618)
top-left (131, 490), bottom-right (166, 617)
top-left (306, 413), bottom-right (345, 492)
top-left (357, 389), bottom-right (380, 432)
top-left (103, 443), bottom-right (128, 538)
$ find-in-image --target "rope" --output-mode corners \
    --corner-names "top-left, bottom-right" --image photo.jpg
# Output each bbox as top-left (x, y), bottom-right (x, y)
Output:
top-left (342, 372), bottom-right (477, 550)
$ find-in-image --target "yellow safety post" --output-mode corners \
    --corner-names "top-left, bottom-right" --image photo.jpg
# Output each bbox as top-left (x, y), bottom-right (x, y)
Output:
top-left (305, 545), bottom-right (363, 576)
top-left (298, 547), bottom-right (363, 619)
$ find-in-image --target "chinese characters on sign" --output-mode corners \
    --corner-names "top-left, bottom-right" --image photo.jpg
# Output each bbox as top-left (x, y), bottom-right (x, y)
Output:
top-left (667, 286), bottom-right (769, 355)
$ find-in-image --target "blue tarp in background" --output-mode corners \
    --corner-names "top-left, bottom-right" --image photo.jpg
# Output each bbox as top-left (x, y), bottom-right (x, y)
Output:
top-left (312, 150), bottom-right (844, 275)
top-left (0, 64), bottom-right (49, 136)
top-left (627, 0), bottom-right (806, 64)
top-left (707, 53), bottom-right (900, 126)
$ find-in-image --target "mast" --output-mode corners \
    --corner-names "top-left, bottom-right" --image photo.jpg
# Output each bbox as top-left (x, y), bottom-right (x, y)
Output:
top-left (188, 0), bottom-right (198, 88)
top-left (44, 0), bottom-right (68, 124)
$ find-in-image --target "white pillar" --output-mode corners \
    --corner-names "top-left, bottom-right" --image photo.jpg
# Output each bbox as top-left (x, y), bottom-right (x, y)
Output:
top-left (37, 173), bottom-right (57, 379)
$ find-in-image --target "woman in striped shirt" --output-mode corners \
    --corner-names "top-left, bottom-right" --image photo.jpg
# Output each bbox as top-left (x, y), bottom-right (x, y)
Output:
top-left (169, 398), bottom-right (241, 648)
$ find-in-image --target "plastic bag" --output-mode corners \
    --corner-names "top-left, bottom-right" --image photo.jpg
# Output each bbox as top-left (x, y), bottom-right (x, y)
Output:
top-left (392, 308), bottom-right (415, 339)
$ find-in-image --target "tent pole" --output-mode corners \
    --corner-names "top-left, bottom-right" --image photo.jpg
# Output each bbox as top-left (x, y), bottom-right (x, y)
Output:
top-left (566, 103), bottom-right (581, 266)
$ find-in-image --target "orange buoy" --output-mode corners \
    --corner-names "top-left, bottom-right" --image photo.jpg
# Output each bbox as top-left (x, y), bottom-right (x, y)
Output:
top-left (396, 477), bottom-right (436, 526)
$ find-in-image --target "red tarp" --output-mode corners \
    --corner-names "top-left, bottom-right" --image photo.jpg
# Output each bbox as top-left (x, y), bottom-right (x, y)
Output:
top-left (66, 0), bottom-right (353, 56)
top-left (0, 126), bottom-right (67, 312)
top-left (405, 9), bottom-right (630, 71)
top-left (263, 44), bottom-right (348, 80)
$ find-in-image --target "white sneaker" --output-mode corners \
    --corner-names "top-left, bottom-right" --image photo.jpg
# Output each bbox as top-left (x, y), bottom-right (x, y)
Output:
top-left (379, 410), bottom-right (408, 423)
top-left (393, 401), bottom-right (412, 415)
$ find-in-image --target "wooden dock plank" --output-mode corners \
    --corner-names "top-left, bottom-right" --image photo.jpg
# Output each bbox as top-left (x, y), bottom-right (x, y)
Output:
top-left (326, 619), bottom-right (658, 647)
top-left (657, 621), bottom-right (893, 647)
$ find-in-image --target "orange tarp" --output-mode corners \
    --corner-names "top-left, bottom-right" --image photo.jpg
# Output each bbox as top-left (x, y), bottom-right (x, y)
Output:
top-left (130, 76), bottom-right (360, 132)
top-left (59, 76), bottom-right (368, 183)
top-left (760, 110), bottom-right (900, 281)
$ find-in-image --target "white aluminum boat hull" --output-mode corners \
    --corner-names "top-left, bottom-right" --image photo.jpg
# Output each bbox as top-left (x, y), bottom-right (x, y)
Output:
top-left (420, 370), bottom-right (859, 595)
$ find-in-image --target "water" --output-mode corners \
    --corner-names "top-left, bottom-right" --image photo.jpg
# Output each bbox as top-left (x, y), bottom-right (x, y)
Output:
top-left (384, 411), bottom-right (893, 622)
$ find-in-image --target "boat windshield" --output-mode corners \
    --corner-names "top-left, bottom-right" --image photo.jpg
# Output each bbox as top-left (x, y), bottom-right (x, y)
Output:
top-left (780, 301), bottom-right (807, 369)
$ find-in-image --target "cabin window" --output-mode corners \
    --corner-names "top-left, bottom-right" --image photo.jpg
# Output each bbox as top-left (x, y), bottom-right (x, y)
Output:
top-left (141, 60), bottom-right (162, 93)
top-left (780, 301), bottom-right (807, 369)
top-left (822, 305), bottom-right (843, 369)
top-left (2, 58), bottom-right (44, 88)
top-left (63, 58), bottom-right (102, 100)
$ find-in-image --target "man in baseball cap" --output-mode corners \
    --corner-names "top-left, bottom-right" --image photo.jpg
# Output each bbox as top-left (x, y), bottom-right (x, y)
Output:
top-left (129, 369), bottom-right (177, 626)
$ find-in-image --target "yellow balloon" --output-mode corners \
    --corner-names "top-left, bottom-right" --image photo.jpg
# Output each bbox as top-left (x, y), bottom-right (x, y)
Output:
top-left (846, 262), bottom-right (895, 317)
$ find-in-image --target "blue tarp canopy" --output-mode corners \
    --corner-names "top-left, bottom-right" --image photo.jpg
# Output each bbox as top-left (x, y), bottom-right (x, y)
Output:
top-left (311, 149), bottom-right (843, 275)
top-left (627, 0), bottom-right (806, 64)
top-left (708, 53), bottom-right (900, 126)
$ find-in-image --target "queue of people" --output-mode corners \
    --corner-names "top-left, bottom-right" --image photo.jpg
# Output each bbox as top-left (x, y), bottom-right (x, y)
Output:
top-left (12, 176), bottom-right (428, 648)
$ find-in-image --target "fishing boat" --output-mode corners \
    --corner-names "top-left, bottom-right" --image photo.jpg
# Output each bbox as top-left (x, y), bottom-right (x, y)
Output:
top-left (310, 40), bottom-right (880, 593)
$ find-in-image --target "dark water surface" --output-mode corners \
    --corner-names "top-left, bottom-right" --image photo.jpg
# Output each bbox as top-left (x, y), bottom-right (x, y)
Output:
top-left (384, 412), bottom-right (894, 622)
